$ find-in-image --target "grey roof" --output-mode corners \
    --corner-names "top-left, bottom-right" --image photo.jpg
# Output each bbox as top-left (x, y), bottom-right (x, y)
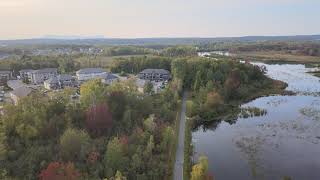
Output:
top-left (102, 73), bottom-right (118, 80)
top-left (45, 77), bottom-right (59, 84)
top-left (77, 68), bottom-right (105, 74)
top-left (58, 74), bottom-right (74, 81)
top-left (11, 87), bottom-right (32, 98)
top-left (32, 68), bottom-right (57, 74)
top-left (45, 74), bottom-right (74, 84)
top-left (139, 69), bottom-right (170, 74)
top-left (19, 69), bottom-right (33, 73)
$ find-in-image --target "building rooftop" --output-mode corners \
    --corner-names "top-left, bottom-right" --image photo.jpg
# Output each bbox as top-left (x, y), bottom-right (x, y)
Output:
top-left (58, 74), bottom-right (74, 81)
top-left (102, 73), bottom-right (118, 80)
top-left (45, 77), bottom-right (59, 84)
top-left (19, 69), bottom-right (34, 73)
top-left (77, 68), bottom-right (105, 74)
top-left (45, 74), bottom-right (74, 84)
top-left (32, 68), bottom-right (57, 74)
top-left (139, 69), bottom-right (170, 74)
top-left (11, 87), bottom-right (32, 98)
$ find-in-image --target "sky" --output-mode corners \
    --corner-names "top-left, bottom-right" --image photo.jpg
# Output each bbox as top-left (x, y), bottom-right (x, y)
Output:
top-left (0, 0), bottom-right (319, 39)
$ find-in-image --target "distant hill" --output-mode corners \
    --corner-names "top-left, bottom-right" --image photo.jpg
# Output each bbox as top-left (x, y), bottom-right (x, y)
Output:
top-left (42, 35), bottom-right (105, 40)
top-left (1, 35), bottom-right (320, 46)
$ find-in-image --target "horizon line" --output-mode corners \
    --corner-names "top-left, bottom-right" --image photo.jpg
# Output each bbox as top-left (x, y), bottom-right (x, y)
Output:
top-left (1, 33), bottom-right (320, 41)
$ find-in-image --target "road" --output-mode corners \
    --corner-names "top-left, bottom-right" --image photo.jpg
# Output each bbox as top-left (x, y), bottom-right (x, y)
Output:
top-left (174, 92), bottom-right (187, 180)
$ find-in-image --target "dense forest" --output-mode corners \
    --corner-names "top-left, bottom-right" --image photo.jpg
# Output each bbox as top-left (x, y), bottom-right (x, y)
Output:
top-left (0, 78), bottom-right (179, 179)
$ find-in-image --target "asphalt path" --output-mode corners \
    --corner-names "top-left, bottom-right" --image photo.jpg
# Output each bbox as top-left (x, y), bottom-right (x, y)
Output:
top-left (173, 92), bottom-right (187, 180)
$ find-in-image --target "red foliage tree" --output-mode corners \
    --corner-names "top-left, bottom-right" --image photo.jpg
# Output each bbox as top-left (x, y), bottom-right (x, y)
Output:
top-left (119, 135), bottom-right (129, 145)
top-left (224, 68), bottom-right (241, 99)
top-left (224, 68), bottom-right (241, 90)
top-left (86, 103), bottom-right (113, 136)
top-left (87, 151), bottom-right (100, 164)
top-left (39, 162), bottom-right (81, 180)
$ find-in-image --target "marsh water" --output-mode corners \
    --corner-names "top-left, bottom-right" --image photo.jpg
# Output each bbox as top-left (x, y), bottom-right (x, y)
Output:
top-left (192, 63), bottom-right (320, 180)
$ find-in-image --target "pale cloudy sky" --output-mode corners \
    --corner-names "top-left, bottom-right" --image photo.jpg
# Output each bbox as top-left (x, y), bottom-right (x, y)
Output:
top-left (0, 0), bottom-right (319, 39)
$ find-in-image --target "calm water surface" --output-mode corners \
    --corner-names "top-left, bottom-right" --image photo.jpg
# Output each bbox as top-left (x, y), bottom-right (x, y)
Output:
top-left (192, 63), bottom-right (320, 180)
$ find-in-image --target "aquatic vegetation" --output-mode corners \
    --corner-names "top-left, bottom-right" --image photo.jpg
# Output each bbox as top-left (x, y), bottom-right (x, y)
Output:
top-left (235, 135), bottom-right (266, 179)
top-left (239, 107), bottom-right (267, 118)
top-left (266, 97), bottom-right (288, 107)
top-left (300, 107), bottom-right (320, 121)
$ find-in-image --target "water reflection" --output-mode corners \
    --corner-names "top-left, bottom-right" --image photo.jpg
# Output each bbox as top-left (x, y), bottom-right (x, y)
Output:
top-left (192, 63), bottom-right (320, 180)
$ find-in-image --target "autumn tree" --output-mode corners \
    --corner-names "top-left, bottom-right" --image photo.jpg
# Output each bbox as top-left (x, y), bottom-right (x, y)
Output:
top-left (59, 128), bottom-right (91, 161)
top-left (224, 68), bottom-right (241, 99)
top-left (143, 115), bottom-right (156, 133)
top-left (144, 81), bottom-right (154, 95)
top-left (86, 103), bottom-right (113, 136)
top-left (104, 137), bottom-right (129, 178)
top-left (191, 156), bottom-right (211, 180)
top-left (205, 92), bottom-right (223, 109)
top-left (106, 91), bottom-right (127, 121)
top-left (39, 162), bottom-right (81, 180)
top-left (80, 79), bottom-right (106, 107)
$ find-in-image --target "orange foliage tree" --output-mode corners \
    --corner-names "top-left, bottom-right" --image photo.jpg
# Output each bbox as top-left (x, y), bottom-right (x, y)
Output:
top-left (39, 162), bottom-right (81, 180)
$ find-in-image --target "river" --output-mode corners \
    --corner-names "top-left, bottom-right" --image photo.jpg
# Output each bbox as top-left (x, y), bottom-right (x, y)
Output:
top-left (192, 63), bottom-right (320, 180)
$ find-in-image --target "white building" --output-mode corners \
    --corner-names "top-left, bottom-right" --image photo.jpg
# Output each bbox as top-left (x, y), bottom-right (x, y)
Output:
top-left (76, 68), bottom-right (107, 81)
top-left (29, 68), bottom-right (58, 84)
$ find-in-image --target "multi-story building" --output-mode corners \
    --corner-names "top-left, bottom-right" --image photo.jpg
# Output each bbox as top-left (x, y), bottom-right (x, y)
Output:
top-left (44, 74), bottom-right (77, 90)
top-left (138, 69), bottom-right (171, 81)
top-left (19, 69), bottom-right (33, 82)
top-left (0, 70), bottom-right (12, 84)
top-left (76, 68), bottom-right (107, 81)
top-left (30, 68), bottom-right (58, 84)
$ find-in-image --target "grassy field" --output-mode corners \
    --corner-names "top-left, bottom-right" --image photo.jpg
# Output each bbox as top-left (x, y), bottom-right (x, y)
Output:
top-left (235, 51), bottom-right (320, 63)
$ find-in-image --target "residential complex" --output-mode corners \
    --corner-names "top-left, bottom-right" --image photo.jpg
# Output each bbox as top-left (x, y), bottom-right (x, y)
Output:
top-left (138, 69), bottom-right (171, 81)
top-left (76, 68), bottom-right (107, 81)
top-left (20, 68), bottom-right (58, 84)
top-left (44, 74), bottom-right (77, 90)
